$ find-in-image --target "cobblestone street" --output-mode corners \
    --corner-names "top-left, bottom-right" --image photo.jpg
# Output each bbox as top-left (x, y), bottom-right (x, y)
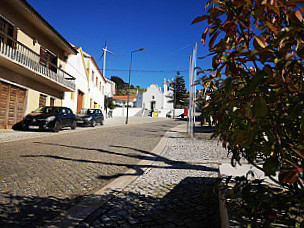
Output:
top-left (0, 118), bottom-right (229, 227)
top-left (0, 118), bottom-right (181, 227)
top-left (77, 124), bottom-right (227, 228)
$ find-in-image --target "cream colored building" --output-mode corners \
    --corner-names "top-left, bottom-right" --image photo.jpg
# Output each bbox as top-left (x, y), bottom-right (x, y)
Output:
top-left (0, 0), bottom-right (77, 129)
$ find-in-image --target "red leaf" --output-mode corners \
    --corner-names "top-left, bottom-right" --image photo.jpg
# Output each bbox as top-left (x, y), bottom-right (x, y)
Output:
top-left (201, 26), bottom-right (210, 46)
top-left (209, 30), bottom-right (220, 49)
top-left (228, 62), bottom-right (239, 75)
top-left (191, 15), bottom-right (209, 24)
top-left (279, 167), bottom-right (300, 185)
top-left (254, 36), bottom-right (267, 48)
top-left (295, 10), bottom-right (303, 22)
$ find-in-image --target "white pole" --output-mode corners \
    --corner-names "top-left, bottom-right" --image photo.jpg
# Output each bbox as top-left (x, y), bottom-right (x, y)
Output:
top-left (188, 53), bottom-right (193, 136)
top-left (193, 43), bottom-right (197, 132)
top-left (103, 49), bottom-right (106, 77)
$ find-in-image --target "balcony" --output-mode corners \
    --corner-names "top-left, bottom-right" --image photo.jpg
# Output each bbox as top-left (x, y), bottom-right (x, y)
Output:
top-left (0, 31), bottom-right (75, 91)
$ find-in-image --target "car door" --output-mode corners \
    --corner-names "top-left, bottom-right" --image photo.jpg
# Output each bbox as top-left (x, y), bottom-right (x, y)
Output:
top-left (65, 108), bottom-right (74, 127)
top-left (95, 109), bottom-right (101, 123)
top-left (59, 108), bottom-right (68, 127)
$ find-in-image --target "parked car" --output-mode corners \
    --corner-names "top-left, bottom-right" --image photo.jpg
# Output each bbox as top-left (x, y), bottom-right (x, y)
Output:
top-left (22, 106), bottom-right (77, 132)
top-left (76, 108), bottom-right (104, 127)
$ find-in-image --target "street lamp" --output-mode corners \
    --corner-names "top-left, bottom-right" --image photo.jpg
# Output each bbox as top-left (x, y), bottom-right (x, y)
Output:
top-left (126, 48), bottom-right (145, 124)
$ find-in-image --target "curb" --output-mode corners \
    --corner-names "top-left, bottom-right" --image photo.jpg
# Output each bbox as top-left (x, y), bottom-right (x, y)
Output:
top-left (48, 124), bottom-right (180, 228)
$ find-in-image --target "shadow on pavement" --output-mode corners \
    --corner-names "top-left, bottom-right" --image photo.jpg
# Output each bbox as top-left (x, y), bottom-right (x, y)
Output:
top-left (0, 193), bottom-right (83, 228)
top-left (194, 126), bottom-right (214, 133)
top-left (81, 177), bottom-right (220, 227)
top-left (24, 143), bottom-right (218, 181)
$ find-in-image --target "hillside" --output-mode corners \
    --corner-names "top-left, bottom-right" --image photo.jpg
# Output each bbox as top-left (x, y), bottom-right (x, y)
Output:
top-left (110, 76), bottom-right (146, 96)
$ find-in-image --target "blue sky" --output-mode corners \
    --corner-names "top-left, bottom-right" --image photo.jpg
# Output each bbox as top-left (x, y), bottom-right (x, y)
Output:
top-left (27, 0), bottom-right (211, 90)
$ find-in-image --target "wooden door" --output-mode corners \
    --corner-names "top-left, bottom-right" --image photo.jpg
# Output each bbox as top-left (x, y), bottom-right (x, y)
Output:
top-left (50, 98), bottom-right (55, 106)
top-left (77, 90), bottom-right (84, 112)
top-left (0, 81), bottom-right (26, 129)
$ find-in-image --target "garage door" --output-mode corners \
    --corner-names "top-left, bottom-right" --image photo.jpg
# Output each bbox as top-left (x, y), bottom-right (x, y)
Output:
top-left (0, 81), bottom-right (26, 129)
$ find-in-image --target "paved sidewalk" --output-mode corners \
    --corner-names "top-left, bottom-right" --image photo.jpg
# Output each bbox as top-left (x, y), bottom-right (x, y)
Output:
top-left (53, 123), bottom-right (228, 227)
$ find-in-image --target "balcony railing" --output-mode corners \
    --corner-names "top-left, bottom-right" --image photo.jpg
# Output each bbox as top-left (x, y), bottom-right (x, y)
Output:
top-left (0, 31), bottom-right (75, 91)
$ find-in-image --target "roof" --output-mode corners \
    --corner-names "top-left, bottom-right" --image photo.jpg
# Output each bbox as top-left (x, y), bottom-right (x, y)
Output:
top-left (113, 95), bottom-right (137, 100)
top-left (17, 0), bottom-right (77, 55)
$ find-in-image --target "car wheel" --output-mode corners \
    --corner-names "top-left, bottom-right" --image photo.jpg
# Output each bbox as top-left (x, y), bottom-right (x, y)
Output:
top-left (53, 121), bottom-right (60, 132)
top-left (90, 119), bottom-right (96, 127)
top-left (100, 120), bottom-right (104, 125)
top-left (71, 120), bottom-right (77, 130)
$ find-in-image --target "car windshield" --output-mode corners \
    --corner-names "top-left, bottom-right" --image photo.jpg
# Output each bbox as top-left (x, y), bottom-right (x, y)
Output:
top-left (78, 109), bottom-right (95, 114)
top-left (87, 109), bottom-right (96, 114)
top-left (32, 107), bottom-right (60, 114)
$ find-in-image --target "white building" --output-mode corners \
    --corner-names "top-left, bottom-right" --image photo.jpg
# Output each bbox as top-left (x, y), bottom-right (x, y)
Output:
top-left (64, 47), bottom-right (106, 113)
top-left (135, 79), bottom-right (173, 111)
top-left (88, 57), bottom-right (106, 110)
top-left (105, 78), bottom-right (116, 98)
top-left (113, 95), bottom-right (137, 107)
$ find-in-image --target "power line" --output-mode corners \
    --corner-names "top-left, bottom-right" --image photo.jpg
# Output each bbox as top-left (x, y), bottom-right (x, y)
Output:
top-left (105, 69), bottom-right (189, 73)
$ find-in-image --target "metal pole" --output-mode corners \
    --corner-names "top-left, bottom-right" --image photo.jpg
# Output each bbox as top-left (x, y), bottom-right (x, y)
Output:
top-left (126, 52), bottom-right (133, 124)
top-left (125, 48), bottom-right (144, 124)
top-left (173, 76), bottom-right (176, 119)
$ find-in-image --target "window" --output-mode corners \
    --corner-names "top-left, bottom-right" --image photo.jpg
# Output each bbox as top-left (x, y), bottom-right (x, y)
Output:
top-left (96, 77), bottom-right (98, 87)
top-left (40, 46), bottom-right (57, 73)
top-left (0, 17), bottom-right (16, 48)
top-left (99, 82), bottom-right (101, 90)
top-left (92, 71), bottom-right (94, 82)
top-left (152, 95), bottom-right (155, 99)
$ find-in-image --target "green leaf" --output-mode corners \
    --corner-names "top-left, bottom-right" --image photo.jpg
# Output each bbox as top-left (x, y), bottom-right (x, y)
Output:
top-left (224, 77), bottom-right (233, 94)
top-left (248, 71), bottom-right (266, 92)
top-left (252, 97), bottom-right (268, 118)
top-left (263, 157), bottom-right (279, 176)
top-left (300, 118), bottom-right (304, 134)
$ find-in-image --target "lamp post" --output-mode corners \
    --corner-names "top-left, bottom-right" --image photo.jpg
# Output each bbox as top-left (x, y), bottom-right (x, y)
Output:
top-left (126, 48), bottom-right (144, 124)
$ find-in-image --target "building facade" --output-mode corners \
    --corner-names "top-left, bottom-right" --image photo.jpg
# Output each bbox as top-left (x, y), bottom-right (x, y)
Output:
top-left (0, 0), bottom-right (77, 129)
top-left (64, 47), bottom-right (107, 113)
top-left (113, 95), bottom-right (137, 107)
top-left (135, 79), bottom-right (173, 111)
top-left (105, 78), bottom-right (116, 98)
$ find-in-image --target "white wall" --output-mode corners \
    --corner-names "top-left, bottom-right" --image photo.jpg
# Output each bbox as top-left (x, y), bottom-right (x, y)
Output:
top-left (63, 49), bottom-right (89, 113)
top-left (153, 108), bottom-right (184, 118)
top-left (87, 58), bottom-right (106, 111)
top-left (135, 93), bottom-right (143, 107)
top-left (105, 79), bottom-right (116, 97)
top-left (142, 84), bottom-right (163, 109)
top-left (112, 107), bottom-right (142, 117)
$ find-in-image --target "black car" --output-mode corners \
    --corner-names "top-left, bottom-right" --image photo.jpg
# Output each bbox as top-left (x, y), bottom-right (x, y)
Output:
top-left (22, 106), bottom-right (77, 132)
top-left (76, 108), bottom-right (104, 127)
